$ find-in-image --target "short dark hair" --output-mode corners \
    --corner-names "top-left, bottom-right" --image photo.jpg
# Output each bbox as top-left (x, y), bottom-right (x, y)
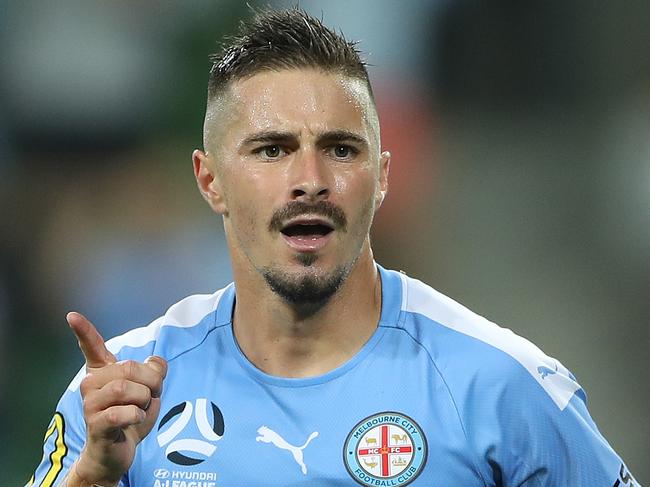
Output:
top-left (207, 8), bottom-right (373, 102)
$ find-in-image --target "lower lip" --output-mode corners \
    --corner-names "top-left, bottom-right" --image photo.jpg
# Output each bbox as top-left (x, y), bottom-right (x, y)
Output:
top-left (282, 232), bottom-right (334, 252)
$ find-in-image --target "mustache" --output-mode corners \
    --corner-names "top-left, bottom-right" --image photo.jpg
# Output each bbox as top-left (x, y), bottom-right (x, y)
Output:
top-left (269, 201), bottom-right (347, 232)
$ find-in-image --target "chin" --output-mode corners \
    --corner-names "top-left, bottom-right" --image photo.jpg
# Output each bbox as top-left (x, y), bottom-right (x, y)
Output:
top-left (261, 260), bottom-right (350, 310)
top-left (295, 251), bottom-right (319, 267)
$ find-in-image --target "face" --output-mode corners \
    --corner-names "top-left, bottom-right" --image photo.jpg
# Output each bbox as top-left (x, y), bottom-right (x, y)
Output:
top-left (194, 69), bottom-right (389, 306)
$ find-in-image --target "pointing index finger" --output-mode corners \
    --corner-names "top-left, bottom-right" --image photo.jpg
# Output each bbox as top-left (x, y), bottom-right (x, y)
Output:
top-left (67, 311), bottom-right (117, 368)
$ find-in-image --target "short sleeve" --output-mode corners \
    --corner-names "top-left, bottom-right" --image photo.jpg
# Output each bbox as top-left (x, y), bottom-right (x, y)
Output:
top-left (26, 366), bottom-right (130, 487)
top-left (494, 363), bottom-right (637, 486)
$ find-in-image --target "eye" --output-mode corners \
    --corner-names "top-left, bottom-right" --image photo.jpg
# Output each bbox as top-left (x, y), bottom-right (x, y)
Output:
top-left (334, 145), bottom-right (349, 158)
top-left (264, 145), bottom-right (281, 158)
top-left (328, 144), bottom-right (358, 161)
top-left (254, 145), bottom-right (287, 161)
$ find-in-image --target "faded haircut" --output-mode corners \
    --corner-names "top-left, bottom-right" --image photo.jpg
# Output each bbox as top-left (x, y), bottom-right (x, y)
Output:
top-left (207, 8), bottom-right (373, 103)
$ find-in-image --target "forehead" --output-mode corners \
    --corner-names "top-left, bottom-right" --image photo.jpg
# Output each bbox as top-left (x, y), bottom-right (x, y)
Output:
top-left (217, 69), bottom-right (376, 142)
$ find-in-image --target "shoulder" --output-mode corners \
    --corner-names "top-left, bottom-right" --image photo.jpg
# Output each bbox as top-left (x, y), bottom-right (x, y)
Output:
top-left (67, 284), bottom-right (234, 392)
top-left (107, 285), bottom-right (232, 358)
top-left (388, 269), bottom-right (581, 411)
top-left (393, 270), bottom-right (632, 485)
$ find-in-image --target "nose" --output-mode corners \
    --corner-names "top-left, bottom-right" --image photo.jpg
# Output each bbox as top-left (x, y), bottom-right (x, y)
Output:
top-left (288, 149), bottom-right (331, 201)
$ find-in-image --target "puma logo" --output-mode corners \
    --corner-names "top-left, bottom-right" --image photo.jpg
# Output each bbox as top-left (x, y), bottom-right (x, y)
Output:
top-left (256, 426), bottom-right (319, 475)
top-left (537, 363), bottom-right (558, 379)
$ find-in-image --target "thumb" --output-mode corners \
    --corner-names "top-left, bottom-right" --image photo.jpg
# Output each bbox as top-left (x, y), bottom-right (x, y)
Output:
top-left (67, 311), bottom-right (116, 368)
top-left (144, 356), bottom-right (168, 398)
top-left (134, 356), bottom-right (168, 440)
top-left (135, 393), bottom-right (163, 441)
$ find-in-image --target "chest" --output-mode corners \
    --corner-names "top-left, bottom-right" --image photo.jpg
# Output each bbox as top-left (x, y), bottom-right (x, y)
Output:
top-left (128, 345), bottom-right (486, 486)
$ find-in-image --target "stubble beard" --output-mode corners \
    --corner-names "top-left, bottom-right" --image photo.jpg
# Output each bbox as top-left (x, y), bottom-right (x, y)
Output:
top-left (260, 198), bottom-right (373, 315)
top-left (261, 256), bottom-right (355, 316)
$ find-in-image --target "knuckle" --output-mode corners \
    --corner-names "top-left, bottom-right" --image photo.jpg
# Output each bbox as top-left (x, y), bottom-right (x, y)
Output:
top-left (112, 379), bottom-right (128, 397)
top-left (106, 409), bottom-right (120, 427)
top-left (132, 405), bottom-right (144, 422)
top-left (121, 360), bottom-right (137, 379)
top-left (79, 374), bottom-right (93, 395)
top-left (85, 413), bottom-right (99, 432)
top-left (82, 397), bottom-right (94, 417)
top-left (143, 388), bottom-right (153, 407)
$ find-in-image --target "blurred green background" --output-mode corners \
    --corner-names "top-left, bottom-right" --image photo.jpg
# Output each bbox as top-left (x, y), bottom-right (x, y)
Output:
top-left (1, 1), bottom-right (648, 484)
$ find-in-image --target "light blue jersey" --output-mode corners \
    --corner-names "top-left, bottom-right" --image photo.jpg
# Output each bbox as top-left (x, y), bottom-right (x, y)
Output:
top-left (30, 266), bottom-right (637, 486)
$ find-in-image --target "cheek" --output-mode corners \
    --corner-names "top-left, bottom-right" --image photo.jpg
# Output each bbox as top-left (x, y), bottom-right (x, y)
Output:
top-left (334, 166), bottom-right (376, 195)
top-left (225, 171), bottom-right (270, 218)
top-left (233, 200), bottom-right (261, 236)
top-left (229, 179), bottom-right (280, 247)
top-left (333, 173), bottom-right (348, 194)
top-left (336, 171), bottom-right (379, 233)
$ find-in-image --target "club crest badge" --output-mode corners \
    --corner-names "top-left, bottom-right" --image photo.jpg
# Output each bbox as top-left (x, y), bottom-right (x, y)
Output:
top-left (343, 411), bottom-right (427, 486)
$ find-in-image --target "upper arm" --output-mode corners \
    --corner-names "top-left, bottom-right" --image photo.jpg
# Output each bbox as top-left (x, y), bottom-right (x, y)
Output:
top-left (28, 368), bottom-right (86, 487)
top-left (495, 365), bottom-right (634, 486)
top-left (28, 367), bottom-right (132, 487)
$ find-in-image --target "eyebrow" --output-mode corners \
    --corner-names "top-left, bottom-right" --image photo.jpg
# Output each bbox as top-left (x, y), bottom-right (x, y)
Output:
top-left (240, 131), bottom-right (296, 146)
top-left (319, 130), bottom-right (368, 148)
top-left (239, 129), bottom-right (369, 150)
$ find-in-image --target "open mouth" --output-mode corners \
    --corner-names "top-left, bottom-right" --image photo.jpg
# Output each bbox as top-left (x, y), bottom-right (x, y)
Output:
top-left (281, 223), bottom-right (334, 239)
top-left (280, 220), bottom-right (335, 251)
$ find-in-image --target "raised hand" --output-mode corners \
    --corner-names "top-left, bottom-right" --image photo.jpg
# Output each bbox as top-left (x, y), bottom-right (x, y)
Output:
top-left (64, 312), bottom-right (167, 487)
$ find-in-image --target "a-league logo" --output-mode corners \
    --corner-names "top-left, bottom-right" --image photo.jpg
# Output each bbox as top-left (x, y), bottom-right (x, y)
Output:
top-left (157, 398), bottom-right (225, 466)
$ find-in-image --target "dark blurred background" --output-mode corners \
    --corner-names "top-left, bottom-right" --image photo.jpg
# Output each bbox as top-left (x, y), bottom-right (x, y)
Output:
top-left (1, 1), bottom-right (648, 484)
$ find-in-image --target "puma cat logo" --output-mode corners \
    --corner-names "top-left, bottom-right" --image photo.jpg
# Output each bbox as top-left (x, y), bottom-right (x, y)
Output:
top-left (537, 363), bottom-right (558, 379)
top-left (256, 425), bottom-right (319, 475)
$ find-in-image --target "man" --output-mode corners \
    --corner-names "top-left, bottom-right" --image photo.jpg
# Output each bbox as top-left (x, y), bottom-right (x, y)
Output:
top-left (29, 9), bottom-right (637, 487)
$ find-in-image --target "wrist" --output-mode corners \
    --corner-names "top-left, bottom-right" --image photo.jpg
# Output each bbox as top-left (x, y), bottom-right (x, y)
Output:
top-left (64, 459), bottom-right (120, 487)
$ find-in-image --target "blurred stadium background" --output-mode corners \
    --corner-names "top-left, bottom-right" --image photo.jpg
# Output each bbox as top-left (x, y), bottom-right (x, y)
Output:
top-left (1, 0), bottom-right (648, 484)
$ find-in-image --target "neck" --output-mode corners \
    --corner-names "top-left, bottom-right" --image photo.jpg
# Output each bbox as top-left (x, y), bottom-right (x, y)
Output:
top-left (231, 246), bottom-right (382, 378)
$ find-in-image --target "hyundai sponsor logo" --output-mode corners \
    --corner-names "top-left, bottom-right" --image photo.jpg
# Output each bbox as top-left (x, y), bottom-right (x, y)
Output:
top-left (153, 468), bottom-right (170, 479)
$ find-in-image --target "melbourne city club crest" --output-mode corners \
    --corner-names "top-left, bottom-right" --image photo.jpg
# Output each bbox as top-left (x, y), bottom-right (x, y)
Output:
top-left (343, 411), bottom-right (427, 486)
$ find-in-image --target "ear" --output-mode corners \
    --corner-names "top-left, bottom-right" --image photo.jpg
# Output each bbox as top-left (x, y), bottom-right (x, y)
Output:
top-left (193, 149), bottom-right (228, 215)
top-left (375, 150), bottom-right (391, 209)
